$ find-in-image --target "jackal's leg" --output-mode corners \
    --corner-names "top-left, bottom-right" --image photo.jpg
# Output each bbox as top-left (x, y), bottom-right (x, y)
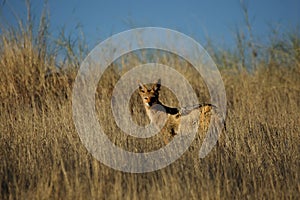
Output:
top-left (163, 135), bottom-right (169, 145)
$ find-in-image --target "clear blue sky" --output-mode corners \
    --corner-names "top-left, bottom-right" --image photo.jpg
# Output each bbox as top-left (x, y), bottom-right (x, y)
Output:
top-left (1, 0), bottom-right (299, 48)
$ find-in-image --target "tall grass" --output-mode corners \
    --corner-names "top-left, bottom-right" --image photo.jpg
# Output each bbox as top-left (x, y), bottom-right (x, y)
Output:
top-left (0, 2), bottom-right (299, 199)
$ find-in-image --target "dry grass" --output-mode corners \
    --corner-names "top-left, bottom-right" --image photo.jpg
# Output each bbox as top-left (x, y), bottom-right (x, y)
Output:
top-left (1, 4), bottom-right (300, 200)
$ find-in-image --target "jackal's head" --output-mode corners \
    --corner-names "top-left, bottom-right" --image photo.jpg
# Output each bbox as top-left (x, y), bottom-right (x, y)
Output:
top-left (138, 79), bottom-right (161, 107)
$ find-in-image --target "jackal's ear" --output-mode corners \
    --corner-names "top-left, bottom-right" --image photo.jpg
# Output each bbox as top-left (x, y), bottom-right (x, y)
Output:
top-left (152, 79), bottom-right (161, 92)
top-left (138, 82), bottom-right (147, 93)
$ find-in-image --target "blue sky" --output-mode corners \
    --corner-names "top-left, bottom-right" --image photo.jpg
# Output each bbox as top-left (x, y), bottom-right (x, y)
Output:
top-left (1, 0), bottom-right (299, 48)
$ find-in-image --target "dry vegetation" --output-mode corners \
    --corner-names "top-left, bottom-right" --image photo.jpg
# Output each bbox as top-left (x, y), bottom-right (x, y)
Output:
top-left (1, 3), bottom-right (300, 200)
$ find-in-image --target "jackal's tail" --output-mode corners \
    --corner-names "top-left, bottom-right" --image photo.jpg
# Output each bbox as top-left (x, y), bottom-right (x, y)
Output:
top-left (179, 103), bottom-right (216, 116)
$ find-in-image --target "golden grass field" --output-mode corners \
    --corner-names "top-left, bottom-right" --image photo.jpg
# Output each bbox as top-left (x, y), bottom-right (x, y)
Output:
top-left (0, 5), bottom-right (300, 200)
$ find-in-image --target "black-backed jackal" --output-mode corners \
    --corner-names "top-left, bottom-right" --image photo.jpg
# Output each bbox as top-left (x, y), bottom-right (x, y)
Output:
top-left (138, 79), bottom-right (224, 143)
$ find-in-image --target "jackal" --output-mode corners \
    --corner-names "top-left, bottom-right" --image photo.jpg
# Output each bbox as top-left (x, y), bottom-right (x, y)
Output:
top-left (138, 79), bottom-right (223, 143)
